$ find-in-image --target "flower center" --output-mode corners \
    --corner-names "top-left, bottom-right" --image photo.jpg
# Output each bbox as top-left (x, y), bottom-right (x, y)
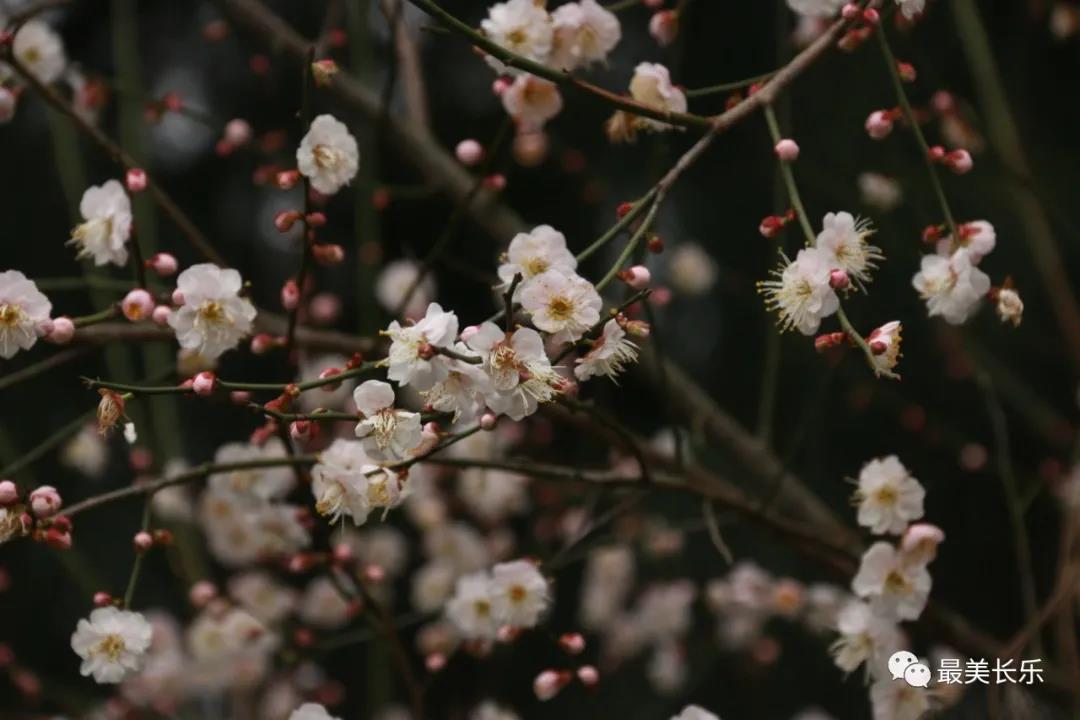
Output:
top-left (198, 300), bottom-right (225, 323)
top-left (525, 257), bottom-right (549, 276)
top-left (508, 584), bottom-right (527, 603)
top-left (0, 303), bottom-right (24, 327)
top-left (506, 28), bottom-right (527, 47)
top-left (473, 599), bottom-right (491, 617)
top-left (96, 634), bottom-right (126, 660)
top-left (873, 485), bottom-right (898, 506)
top-left (313, 144), bottom-right (340, 169)
top-left (547, 296), bottom-right (574, 321)
top-left (884, 570), bottom-right (909, 594)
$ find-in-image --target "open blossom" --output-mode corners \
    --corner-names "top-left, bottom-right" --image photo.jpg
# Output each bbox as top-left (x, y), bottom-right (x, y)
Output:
top-left (446, 571), bottom-right (500, 639)
top-left (628, 63), bottom-right (687, 132)
top-left (465, 323), bottom-right (562, 421)
top-left (895, 0), bottom-right (927, 20)
top-left (549, 0), bottom-right (621, 71)
top-left (13, 21), bottom-right (67, 84)
top-left (996, 287), bottom-right (1023, 326)
top-left (421, 350), bottom-right (492, 422)
top-left (209, 439), bottom-right (294, 500)
top-left (937, 220), bottom-right (995, 262)
top-left (501, 75), bottom-right (563, 131)
top-left (385, 302), bottom-right (459, 390)
top-left (830, 600), bottom-right (903, 677)
top-left (671, 706), bottom-right (721, 720)
top-left (855, 455), bottom-right (925, 535)
top-left (376, 258), bottom-right (436, 319)
top-left (867, 321), bottom-right (903, 376)
top-left (168, 264), bottom-right (257, 358)
top-left (912, 247), bottom-right (990, 324)
top-left (296, 114), bottom-right (359, 195)
top-left (69, 180), bottom-right (133, 267)
top-left (497, 225), bottom-right (577, 293)
top-left (758, 247), bottom-right (839, 335)
top-left (481, 0), bottom-right (554, 73)
top-left (311, 439), bottom-right (373, 523)
top-left (785, 0), bottom-right (846, 17)
top-left (858, 173), bottom-right (902, 212)
top-left (852, 542), bottom-right (932, 621)
top-left (229, 571), bottom-right (298, 625)
top-left (0, 505), bottom-right (29, 545)
top-left (70, 607), bottom-right (153, 684)
top-left (814, 212), bottom-right (882, 287)
top-left (518, 269), bottom-right (602, 342)
top-left (353, 380), bottom-right (422, 460)
top-left (575, 318), bottom-right (639, 382)
top-left (289, 703), bottom-right (342, 720)
top-left (490, 560), bottom-right (550, 628)
top-left (0, 270), bottom-right (51, 359)
top-left (869, 677), bottom-right (930, 720)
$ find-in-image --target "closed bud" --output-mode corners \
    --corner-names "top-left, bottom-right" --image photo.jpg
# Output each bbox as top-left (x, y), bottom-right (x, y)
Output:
top-left (125, 168), bottom-right (148, 193)
top-left (276, 170), bottom-right (301, 190)
top-left (861, 7), bottom-right (880, 24)
top-left (224, 118), bottom-right (252, 146)
top-left (318, 367), bottom-right (343, 391)
top-left (921, 224), bottom-right (943, 244)
top-left (558, 633), bottom-right (586, 655)
top-left (148, 252), bottom-right (178, 277)
top-left (619, 265), bottom-right (651, 290)
top-left (305, 211), bottom-right (328, 228)
top-left (46, 316), bottom-right (75, 344)
top-left (192, 371), bottom-right (217, 396)
top-left (289, 420), bottom-right (312, 441)
top-left (312, 243), bottom-right (345, 265)
top-left (426, 652), bottom-right (448, 672)
top-left (151, 305), bottom-right (172, 325)
top-left (759, 215), bottom-right (786, 238)
top-left (647, 235), bottom-right (665, 253)
top-left (945, 149), bottom-right (973, 175)
top-left (615, 201), bottom-right (635, 219)
top-left (624, 319), bottom-right (651, 338)
top-left (281, 279), bottom-right (301, 311)
top-left (841, 3), bottom-right (861, 19)
top-left (43, 527), bottom-right (72, 550)
top-left (577, 665), bottom-right (599, 687)
top-left (230, 390), bottom-right (252, 404)
top-left (828, 268), bottom-right (850, 290)
top-left (927, 145), bottom-right (947, 162)
top-left (274, 210), bottom-right (302, 233)
top-left (363, 563), bottom-right (386, 583)
top-left (479, 412), bottom-right (498, 431)
top-left (865, 110), bottom-right (894, 140)
top-left (250, 333), bottom-right (278, 355)
top-left (331, 542), bottom-right (354, 565)
top-left (133, 531), bottom-right (153, 553)
top-left (121, 289), bottom-right (155, 322)
top-left (455, 139), bottom-right (484, 166)
top-left (0, 480), bottom-right (17, 505)
top-left (29, 486), bottom-right (62, 518)
top-left (648, 10), bottom-right (679, 47)
top-left (483, 173), bottom-right (507, 191)
top-left (896, 61), bottom-right (917, 82)
top-left (311, 58), bottom-right (339, 87)
top-left (774, 138), bottom-right (800, 162)
top-left (93, 591), bottom-right (113, 607)
top-left (533, 669), bottom-right (570, 701)
top-left (814, 332), bottom-right (848, 353)
top-left (189, 580), bottom-right (217, 607)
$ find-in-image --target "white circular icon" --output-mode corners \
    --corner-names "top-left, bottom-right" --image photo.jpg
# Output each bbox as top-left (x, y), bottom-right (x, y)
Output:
top-left (903, 662), bottom-right (932, 688)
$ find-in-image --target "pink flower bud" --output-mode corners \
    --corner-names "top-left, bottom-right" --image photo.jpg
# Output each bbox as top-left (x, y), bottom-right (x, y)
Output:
top-left (133, 531), bottom-right (154, 553)
top-left (275, 210), bottom-right (302, 233)
top-left (309, 292), bottom-right (341, 325)
top-left (483, 174), bottom-right (507, 191)
top-left (931, 90), bottom-right (955, 114)
top-left (250, 333), bottom-right (277, 355)
top-left (0, 480), bottom-right (17, 505)
top-left (171, 289), bottom-right (185, 306)
top-left (479, 412), bottom-right (498, 431)
top-left (311, 58), bottom-right (340, 87)
top-left (312, 243), bottom-right (345, 265)
top-left (29, 486), bottom-right (61, 518)
top-left (455, 139), bottom-right (485, 166)
top-left (0, 87), bottom-right (17, 123)
top-left (276, 170), bottom-right (301, 190)
top-left (492, 77), bottom-right (512, 96)
top-left (318, 367), bottom-right (343, 391)
top-left (189, 580), bottom-right (217, 607)
top-left (624, 319), bottom-right (651, 338)
top-left (649, 10), bottom-right (679, 47)
top-left (644, 0), bottom-right (663, 7)
top-left (774, 138), bottom-right (800, 162)
top-left (577, 665), bottom-right (599, 687)
top-left (828, 268), bottom-right (850, 290)
top-left (426, 652), bottom-right (447, 672)
top-left (192, 371), bottom-right (217, 396)
top-left (331, 542), bottom-right (354, 565)
top-left (151, 305), bottom-right (172, 325)
top-left (230, 390), bottom-right (252, 405)
top-left (281, 279), bottom-right (301, 311)
top-left (862, 7), bottom-right (880, 24)
top-left (865, 110), bottom-right (894, 140)
top-left (148, 252), bottom-right (178, 277)
top-left (363, 563), bottom-right (386, 583)
top-left (533, 670), bottom-right (567, 701)
top-left (47, 316), bottom-right (75, 344)
top-left (945, 149), bottom-right (973, 174)
top-left (305, 211), bottom-right (328, 228)
top-left (621, 265), bottom-right (651, 290)
top-left (93, 591), bottom-right (113, 607)
top-left (224, 118), bottom-right (252, 146)
top-left (896, 61), bottom-right (916, 82)
top-left (125, 167), bottom-right (148, 193)
top-left (814, 332), bottom-right (848, 353)
top-left (841, 3), bottom-right (861, 19)
top-left (121, 289), bottom-right (155, 322)
top-left (759, 215), bottom-right (786, 238)
top-left (559, 633), bottom-right (585, 655)
top-left (289, 420), bottom-right (311, 441)
top-left (927, 145), bottom-right (946, 162)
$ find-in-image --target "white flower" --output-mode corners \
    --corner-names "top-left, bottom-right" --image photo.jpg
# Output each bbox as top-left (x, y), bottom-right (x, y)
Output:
top-left (168, 264), bottom-right (257, 359)
top-left (518, 269), bottom-right (601, 342)
top-left (353, 380), bottom-right (423, 460)
top-left (938, 220), bottom-right (995, 262)
top-left (550, 0), bottom-right (621, 71)
top-left (465, 323), bottom-right (562, 421)
top-left (472, 700), bottom-right (522, 720)
top-left (501, 75), bottom-right (563, 131)
top-left (490, 559), bottom-right (550, 628)
top-left (421, 349), bottom-right (492, 423)
top-left (209, 439), bottom-right (294, 501)
top-left (0, 270), bottom-right (51, 359)
top-left (814, 212), bottom-right (883, 287)
top-left (574, 318), bottom-right (638, 382)
top-left (628, 63), bottom-right (688, 132)
top-left (229, 571), bottom-right (299, 624)
top-left (912, 248), bottom-right (990, 325)
top-left (758, 247), bottom-right (839, 335)
top-left (385, 302), bottom-right (459, 390)
top-left (61, 424), bottom-right (108, 478)
top-left (299, 576), bottom-right (352, 630)
top-left (668, 242), bottom-right (718, 295)
top-left (858, 173), bottom-right (902, 212)
top-left (671, 706), bottom-right (721, 720)
top-left (785, 0), bottom-right (845, 17)
top-left (412, 560), bottom-right (458, 613)
top-left (13, 21), bottom-right (66, 84)
top-left (869, 677), bottom-right (931, 720)
top-left (69, 180), bottom-right (133, 266)
top-left (867, 321), bottom-right (903, 376)
top-left (894, 0), bottom-right (926, 20)
top-left (289, 703), bottom-right (341, 720)
top-left (852, 542), bottom-right (932, 621)
top-left (996, 287), bottom-right (1023, 327)
top-left (446, 571), bottom-right (499, 639)
top-left (855, 456), bottom-right (925, 535)
top-left (497, 225), bottom-right (577, 292)
top-left (481, 0), bottom-right (554, 73)
top-left (296, 114), bottom-right (359, 195)
top-left (0, 505), bottom-right (28, 545)
top-left (311, 438), bottom-right (374, 524)
top-left (70, 607), bottom-right (153, 684)
top-left (376, 259), bottom-right (435, 320)
top-left (829, 600), bottom-right (903, 676)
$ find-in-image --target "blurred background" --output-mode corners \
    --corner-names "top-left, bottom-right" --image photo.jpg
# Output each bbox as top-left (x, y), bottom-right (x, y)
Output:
top-left (1, 0), bottom-right (1079, 717)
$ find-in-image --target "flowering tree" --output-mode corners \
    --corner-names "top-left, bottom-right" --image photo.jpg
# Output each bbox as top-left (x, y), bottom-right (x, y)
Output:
top-left (0, 0), bottom-right (1077, 718)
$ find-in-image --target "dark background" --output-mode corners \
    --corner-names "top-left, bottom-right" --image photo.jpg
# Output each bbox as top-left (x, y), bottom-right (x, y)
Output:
top-left (1, 0), bottom-right (1079, 717)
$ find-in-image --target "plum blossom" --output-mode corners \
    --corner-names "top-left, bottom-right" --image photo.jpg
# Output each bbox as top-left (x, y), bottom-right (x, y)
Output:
top-left (0, 270), bottom-right (51, 359)
top-left (938, 220), bottom-right (996, 262)
top-left (549, 0), bottom-right (621, 71)
top-left (867, 321), bottom-right (903, 376)
top-left (518, 269), bottom-right (602, 342)
top-left (168, 264), bottom-right (257, 358)
top-left (289, 703), bottom-right (341, 720)
top-left (296, 114), bottom-right (359, 195)
top-left (421, 350), bottom-right (492, 422)
top-left (385, 302), bottom-right (459, 390)
top-left (311, 438), bottom-right (376, 524)
top-left (869, 677), bottom-right (931, 720)
top-left (670, 706), bottom-right (721, 720)
top-left (481, 0), bottom-right (554, 73)
top-left (501, 75), bottom-right (563, 131)
top-left (353, 380), bottom-right (423, 460)
top-left (852, 542), bottom-right (932, 621)
top-left (490, 559), bottom-right (550, 628)
top-left (829, 600), bottom-right (902, 677)
top-left (814, 212), bottom-right (883, 287)
top-left (858, 173), bottom-right (903, 212)
top-left (894, 0), bottom-right (927, 20)
top-left (12, 21), bottom-right (67, 84)
top-left (785, 0), bottom-right (845, 16)
top-left (626, 62), bottom-right (687, 134)
top-left (445, 570), bottom-right (500, 639)
top-left (208, 439), bottom-right (294, 501)
top-left (465, 323), bottom-right (563, 421)
top-left (758, 247), bottom-right (839, 335)
top-left (854, 455), bottom-right (925, 535)
top-left (70, 607), bottom-right (153, 684)
top-left (376, 259), bottom-right (436, 319)
top-left (912, 247), bottom-right (990, 324)
top-left (574, 318), bottom-right (639, 382)
top-left (69, 180), bottom-right (133, 267)
top-left (497, 225), bottom-right (577, 293)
